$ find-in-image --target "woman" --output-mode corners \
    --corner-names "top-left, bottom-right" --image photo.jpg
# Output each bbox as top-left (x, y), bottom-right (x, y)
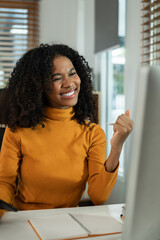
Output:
top-left (0, 44), bottom-right (133, 213)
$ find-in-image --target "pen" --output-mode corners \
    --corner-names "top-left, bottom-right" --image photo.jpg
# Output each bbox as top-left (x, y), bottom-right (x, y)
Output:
top-left (106, 123), bottom-right (115, 126)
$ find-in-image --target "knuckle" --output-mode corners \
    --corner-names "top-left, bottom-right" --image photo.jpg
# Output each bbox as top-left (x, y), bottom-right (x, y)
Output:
top-left (117, 115), bottom-right (122, 121)
top-left (116, 119), bottom-right (120, 124)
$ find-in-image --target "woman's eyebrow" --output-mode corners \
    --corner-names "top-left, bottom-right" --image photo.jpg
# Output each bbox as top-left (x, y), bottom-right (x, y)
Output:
top-left (70, 67), bottom-right (75, 72)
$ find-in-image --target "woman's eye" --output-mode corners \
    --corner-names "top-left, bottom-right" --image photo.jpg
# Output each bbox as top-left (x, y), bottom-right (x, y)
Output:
top-left (52, 77), bottom-right (61, 82)
top-left (70, 72), bottom-right (76, 76)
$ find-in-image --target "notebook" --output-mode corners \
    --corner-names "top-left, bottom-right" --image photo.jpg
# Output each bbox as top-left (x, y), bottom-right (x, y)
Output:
top-left (28, 213), bottom-right (122, 240)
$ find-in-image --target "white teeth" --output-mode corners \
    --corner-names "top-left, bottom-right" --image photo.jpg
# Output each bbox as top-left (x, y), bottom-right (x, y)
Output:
top-left (62, 90), bottom-right (74, 96)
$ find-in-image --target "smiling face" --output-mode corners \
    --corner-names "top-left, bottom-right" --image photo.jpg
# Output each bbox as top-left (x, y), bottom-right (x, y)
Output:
top-left (46, 55), bottom-right (81, 109)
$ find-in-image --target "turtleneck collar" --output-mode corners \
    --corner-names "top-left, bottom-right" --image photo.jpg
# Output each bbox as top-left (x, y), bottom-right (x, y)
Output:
top-left (44, 106), bottom-right (74, 121)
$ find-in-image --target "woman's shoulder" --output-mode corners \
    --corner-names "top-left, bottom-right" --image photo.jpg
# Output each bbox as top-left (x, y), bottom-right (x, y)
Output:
top-left (82, 121), bottom-right (106, 147)
top-left (84, 121), bottom-right (106, 136)
top-left (4, 125), bottom-right (36, 139)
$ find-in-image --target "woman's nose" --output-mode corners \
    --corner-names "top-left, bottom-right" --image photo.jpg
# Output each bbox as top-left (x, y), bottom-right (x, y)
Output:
top-left (62, 77), bottom-right (73, 88)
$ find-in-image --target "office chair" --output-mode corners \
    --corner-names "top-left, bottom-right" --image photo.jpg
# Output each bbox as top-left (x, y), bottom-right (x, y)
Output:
top-left (0, 127), bottom-right (5, 150)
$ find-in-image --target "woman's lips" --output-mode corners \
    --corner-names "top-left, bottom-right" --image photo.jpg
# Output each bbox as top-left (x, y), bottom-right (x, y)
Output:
top-left (60, 90), bottom-right (76, 98)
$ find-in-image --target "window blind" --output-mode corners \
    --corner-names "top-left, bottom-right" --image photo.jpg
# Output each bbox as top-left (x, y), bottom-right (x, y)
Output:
top-left (0, 0), bottom-right (40, 88)
top-left (141, 0), bottom-right (160, 65)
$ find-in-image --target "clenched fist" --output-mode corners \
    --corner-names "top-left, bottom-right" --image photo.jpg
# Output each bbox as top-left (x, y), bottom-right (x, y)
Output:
top-left (110, 110), bottom-right (133, 150)
top-left (105, 110), bottom-right (133, 173)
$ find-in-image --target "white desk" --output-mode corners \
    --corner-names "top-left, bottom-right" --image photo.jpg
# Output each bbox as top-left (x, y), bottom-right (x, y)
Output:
top-left (0, 204), bottom-right (123, 240)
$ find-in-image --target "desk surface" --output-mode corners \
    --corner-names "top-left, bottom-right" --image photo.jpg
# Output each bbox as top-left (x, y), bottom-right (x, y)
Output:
top-left (0, 204), bottom-right (123, 240)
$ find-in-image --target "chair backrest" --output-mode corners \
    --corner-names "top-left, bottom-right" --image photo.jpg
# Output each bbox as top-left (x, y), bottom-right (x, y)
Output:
top-left (0, 127), bottom-right (5, 150)
top-left (0, 88), bottom-right (6, 150)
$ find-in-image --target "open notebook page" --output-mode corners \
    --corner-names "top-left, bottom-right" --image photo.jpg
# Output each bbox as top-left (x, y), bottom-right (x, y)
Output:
top-left (28, 213), bottom-right (88, 240)
top-left (70, 213), bottom-right (122, 236)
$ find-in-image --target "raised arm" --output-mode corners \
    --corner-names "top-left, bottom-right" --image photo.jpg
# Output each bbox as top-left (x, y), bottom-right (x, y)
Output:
top-left (106, 110), bottom-right (133, 172)
top-left (87, 110), bottom-right (133, 205)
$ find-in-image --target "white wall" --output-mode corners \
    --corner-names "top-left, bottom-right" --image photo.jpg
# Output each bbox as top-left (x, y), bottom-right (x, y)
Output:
top-left (39, 0), bottom-right (95, 68)
top-left (40, 0), bottom-right (77, 48)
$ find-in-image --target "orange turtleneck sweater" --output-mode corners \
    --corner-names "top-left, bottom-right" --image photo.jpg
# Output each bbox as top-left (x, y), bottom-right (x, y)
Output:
top-left (0, 107), bottom-right (118, 210)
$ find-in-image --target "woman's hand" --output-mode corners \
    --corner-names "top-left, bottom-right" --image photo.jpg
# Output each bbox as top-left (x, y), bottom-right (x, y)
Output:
top-left (105, 110), bottom-right (133, 173)
top-left (110, 110), bottom-right (133, 150)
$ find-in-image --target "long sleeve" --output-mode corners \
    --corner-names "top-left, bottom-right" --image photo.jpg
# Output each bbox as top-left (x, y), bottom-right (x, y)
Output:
top-left (0, 127), bottom-right (21, 204)
top-left (87, 125), bottom-right (118, 205)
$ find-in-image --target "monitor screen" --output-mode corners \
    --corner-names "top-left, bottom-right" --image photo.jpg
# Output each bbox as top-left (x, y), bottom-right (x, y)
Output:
top-left (123, 66), bottom-right (160, 240)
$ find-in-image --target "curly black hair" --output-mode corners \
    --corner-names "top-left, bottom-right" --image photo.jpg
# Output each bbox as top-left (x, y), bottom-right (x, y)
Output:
top-left (0, 44), bottom-right (96, 131)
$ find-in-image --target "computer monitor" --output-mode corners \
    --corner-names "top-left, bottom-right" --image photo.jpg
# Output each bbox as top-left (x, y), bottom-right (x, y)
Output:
top-left (123, 66), bottom-right (160, 240)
